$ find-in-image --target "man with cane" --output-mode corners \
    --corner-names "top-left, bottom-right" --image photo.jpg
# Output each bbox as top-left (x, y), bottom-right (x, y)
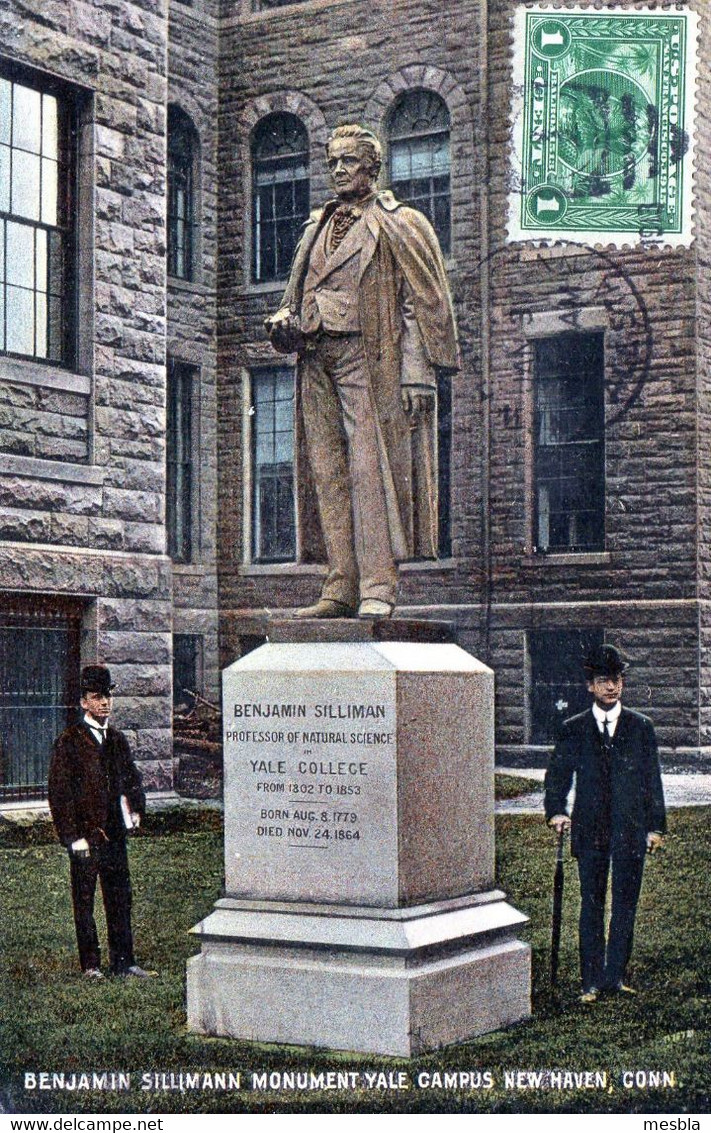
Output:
top-left (544, 644), bottom-right (666, 1003)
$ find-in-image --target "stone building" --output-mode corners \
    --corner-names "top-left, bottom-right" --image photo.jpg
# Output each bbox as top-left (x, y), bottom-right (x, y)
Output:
top-left (0, 0), bottom-right (709, 805)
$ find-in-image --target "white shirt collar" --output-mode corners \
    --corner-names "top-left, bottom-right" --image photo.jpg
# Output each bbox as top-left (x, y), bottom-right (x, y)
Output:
top-left (592, 701), bottom-right (621, 725)
top-left (84, 712), bottom-right (108, 733)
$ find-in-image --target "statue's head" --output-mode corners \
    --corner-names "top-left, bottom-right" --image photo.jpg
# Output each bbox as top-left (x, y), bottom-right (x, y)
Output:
top-left (326, 124), bottom-right (382, 201)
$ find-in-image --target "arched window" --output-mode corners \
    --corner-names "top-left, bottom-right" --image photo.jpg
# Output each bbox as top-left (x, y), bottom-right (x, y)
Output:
top-left (387, 90), bottom-right (451, 254)
top-left (168, 106), bottom-right (198, 281)
top-left (252, 112), bottom-right (309, 283)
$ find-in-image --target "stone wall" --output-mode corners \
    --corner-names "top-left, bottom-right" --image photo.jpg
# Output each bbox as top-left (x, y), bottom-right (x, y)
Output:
top-left (0, 0), bottom-right (173, 785)
top-left (167, 0), bottom-right (221, 701)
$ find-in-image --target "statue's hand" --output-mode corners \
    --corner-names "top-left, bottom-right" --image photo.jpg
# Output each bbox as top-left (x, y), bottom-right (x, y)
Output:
top-left (264, 308), bottom-right (302, 354)
top-left (401, 386), bottom-right (435, 417)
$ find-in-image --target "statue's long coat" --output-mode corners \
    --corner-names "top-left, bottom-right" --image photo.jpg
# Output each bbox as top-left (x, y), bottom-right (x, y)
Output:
top-left (279, 191), bottom-right (460, 561)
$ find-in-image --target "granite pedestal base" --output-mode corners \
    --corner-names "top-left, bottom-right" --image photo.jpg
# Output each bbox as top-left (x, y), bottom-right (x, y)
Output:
top-left (187, 891), bottom-right (530, 1056)
top-left (187, 635), bottom-right (531, 1054)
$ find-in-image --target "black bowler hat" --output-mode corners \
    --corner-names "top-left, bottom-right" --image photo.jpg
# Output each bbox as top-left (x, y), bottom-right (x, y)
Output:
top-left (583, 644), bottom-right (629, 678)
top-left (80, 665), bottom-right (116, 696)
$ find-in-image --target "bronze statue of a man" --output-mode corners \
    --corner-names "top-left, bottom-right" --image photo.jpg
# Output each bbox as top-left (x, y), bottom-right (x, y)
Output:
top-left (265, 124), bottom-right (459, 619)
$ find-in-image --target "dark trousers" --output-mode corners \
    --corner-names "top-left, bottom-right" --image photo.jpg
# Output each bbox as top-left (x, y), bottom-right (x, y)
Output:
top-left (69, 838), bottom-right (135, 974)
top-left (577, 851), bottom-right (646, 991)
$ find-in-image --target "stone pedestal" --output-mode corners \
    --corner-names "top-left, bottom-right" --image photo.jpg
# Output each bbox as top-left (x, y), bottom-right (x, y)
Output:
top-left (187, 634), bottom-right (530, 1056)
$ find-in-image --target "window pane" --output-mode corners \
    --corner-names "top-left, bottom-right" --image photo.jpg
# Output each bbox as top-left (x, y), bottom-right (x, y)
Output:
top-left (167, 109), bottom-right (195, 281)
top-left (166, 361), bottom-right (195, 562)
top-left (6, 284), bottom-right (34, 354)
top-left (35, 227), bottom-right (47, 292)
top-left (256, 184), bottom-right (274, 222)
top-left (252, 367), bottom-right (296, 561)
top-left (173, 635), bottom-right (198, 708)
top-left (6, 222), bottom-right (34, 288)
top-left (35, 290), bottom-right (47, 358)
top-left (0, 144), bottom-right (9, 212)
top-left (390, 144), bottom-right (411, 182)
top-left (274, 430), bottom-right (291, 463)
top-left (41, 156), bottom-right (58, 225)
top-left (12, 84), bottom-right (42, 154)
top-left (410, 146), bottom-right (434, 178)
top-left (11, 148), bottom-right (41, 220)
top-left (0, 79), bottom-right (10, 146)
top-left (41, 94), bottom-right (58, 159)
top-left (256, 433), bottom-right (272, 464)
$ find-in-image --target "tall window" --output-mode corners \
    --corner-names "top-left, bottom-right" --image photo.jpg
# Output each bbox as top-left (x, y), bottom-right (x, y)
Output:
top-left (167, 359), bottom-right (196, 562)
top-left (0, 71), bottom-right (75, 364)
top-left (529, 628), bottom-right (604, 744)
top-left (534, 333), bottom-right (605, 553)
top-left (252, 113), bottom-right (309, 283)
top-left (168, 107), bottom-right (197, 281)
top-left (251, 367), bottom-right (296, 562)
top-left (388, 89), bottom-right (451, 254)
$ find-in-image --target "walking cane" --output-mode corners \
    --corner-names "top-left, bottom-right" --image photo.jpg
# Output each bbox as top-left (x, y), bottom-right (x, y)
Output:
top-left (551, 826), bottom-right (566, 987)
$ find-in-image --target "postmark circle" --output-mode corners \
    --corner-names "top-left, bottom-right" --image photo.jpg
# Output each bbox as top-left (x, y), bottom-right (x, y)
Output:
top-left (480, 241), bottom-right (653, 427)
top-left (558, 68), bottom-right (655, 179)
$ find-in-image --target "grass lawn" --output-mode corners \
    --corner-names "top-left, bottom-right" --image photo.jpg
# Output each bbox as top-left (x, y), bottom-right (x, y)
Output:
top-left (494, 774), bottom-right (542, 800)
top-left (0, 807), bottom-right (709, 1115)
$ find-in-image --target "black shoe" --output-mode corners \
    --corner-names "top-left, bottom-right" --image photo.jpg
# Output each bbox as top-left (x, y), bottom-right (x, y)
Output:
top-left (610, 982), bottom-right (637, 996)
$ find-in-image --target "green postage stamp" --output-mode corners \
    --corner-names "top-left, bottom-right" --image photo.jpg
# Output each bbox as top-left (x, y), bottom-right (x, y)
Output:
top-left (509, 5), bottom-right (698, 246)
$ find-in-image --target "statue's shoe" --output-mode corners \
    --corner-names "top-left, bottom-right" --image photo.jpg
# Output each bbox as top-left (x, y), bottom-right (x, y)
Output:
top-left (358, 599), bottom-right (394, 619)
top-left (293, 599), bottom-right (356, 619)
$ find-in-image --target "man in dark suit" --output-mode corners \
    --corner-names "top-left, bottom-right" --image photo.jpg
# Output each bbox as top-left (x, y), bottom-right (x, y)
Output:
top-left (544, 644), bottom-right (666, 1003)
top-left (48, 665), bottom-right (156, 980)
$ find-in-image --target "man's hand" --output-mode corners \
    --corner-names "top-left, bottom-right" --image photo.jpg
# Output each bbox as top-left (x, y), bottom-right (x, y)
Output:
top-left (264, 308), bottom-right (301, 354)
top-left (647, 831), bottom-right (664, 854)
top-left (401, 386), bottom-right (435, 417)
top-left (71, 838), bottom-right (90, 857)
top-left (130, 813), bottom-right (141, 830)
top-left (548, 814), bottom-right (571, 836)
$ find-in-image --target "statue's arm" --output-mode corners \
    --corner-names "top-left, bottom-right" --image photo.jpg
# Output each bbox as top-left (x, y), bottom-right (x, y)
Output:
top-left (264, 212), bottom-right (321, 354)
top-left (399, 275), bottom-right (436, 416)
